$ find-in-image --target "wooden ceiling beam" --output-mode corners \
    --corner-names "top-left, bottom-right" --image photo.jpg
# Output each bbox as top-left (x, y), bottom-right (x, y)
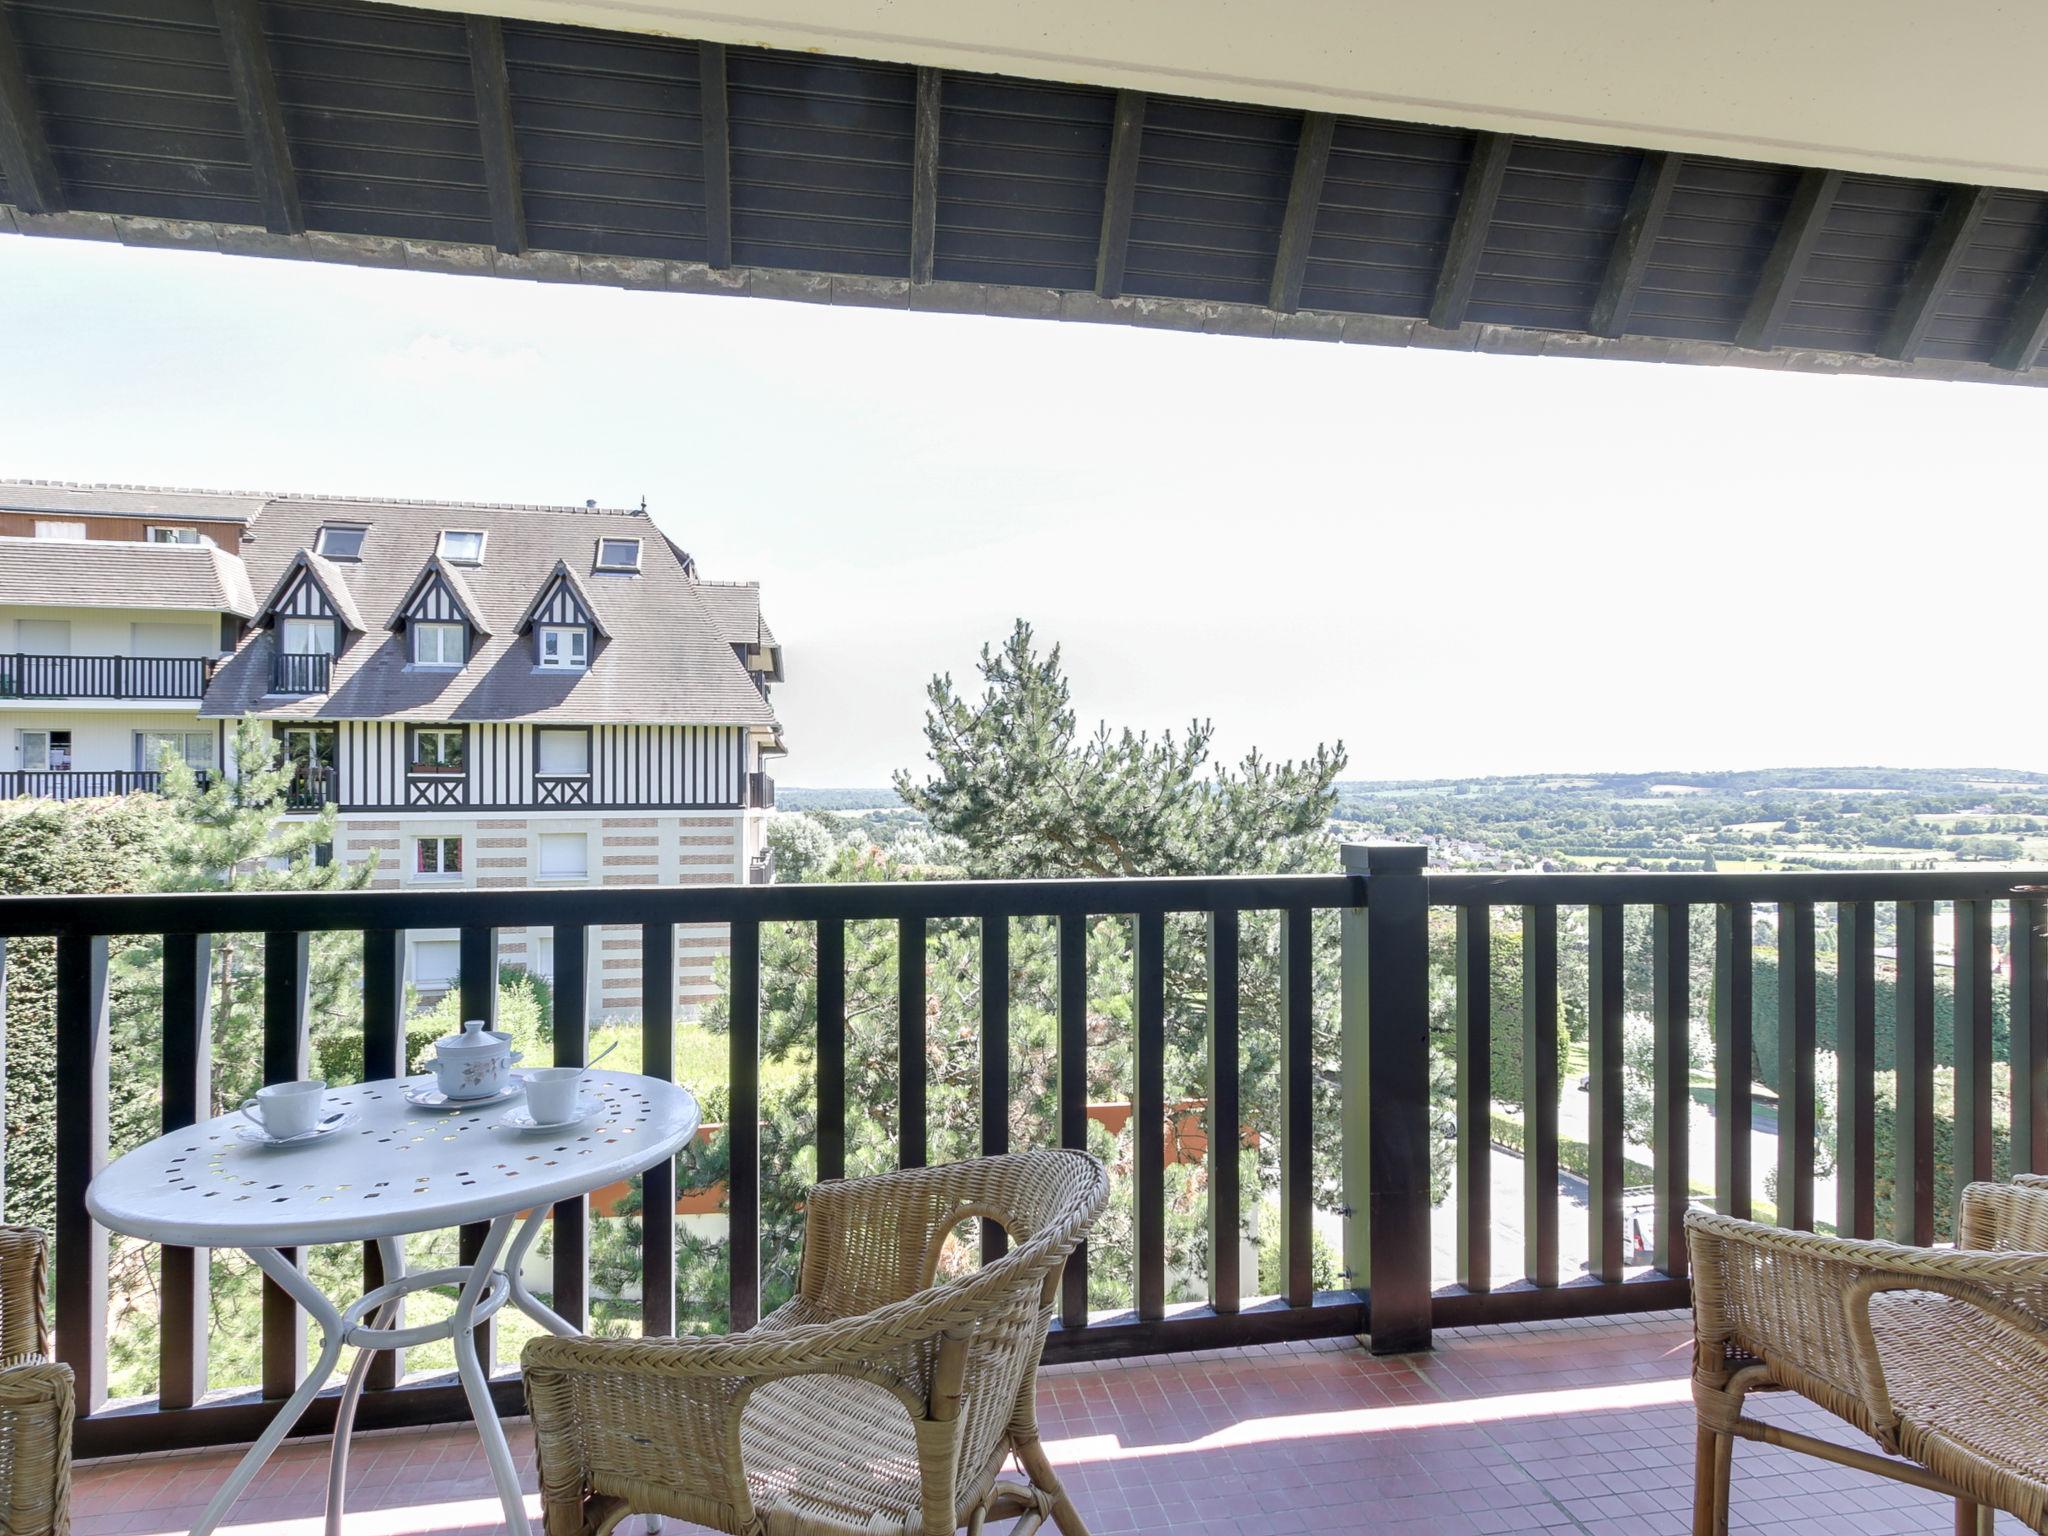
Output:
top-left (1737, 167), bottom-right (1843, 350)
top-left (1095, 89), bottom-right (1145, 300)
top-left (213, 0), bottom-right (301, 236)
top-left (1991, 252), bottom-right (2048, 372)
top-left (0, 4), bottom-right (61, 215)
top-left (464, 15), bottom-right (525, 256)
top-left (1879, 184), bottom-right (1995, 362)
top-left (1429, 131), bottom-right (1512, 331)
top-left (1588, 151), bottom-right (1681, 337)
top-left (699, 41), bottom-right (732, 270)
top-left (1268, 111), bottom-right (1334, 313)
top-left (909, 67), bottom-right (941, 284)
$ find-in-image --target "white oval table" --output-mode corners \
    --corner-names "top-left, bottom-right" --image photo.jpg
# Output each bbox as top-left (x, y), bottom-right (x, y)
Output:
top-left (87, 1070), bottom-right (700, 1536)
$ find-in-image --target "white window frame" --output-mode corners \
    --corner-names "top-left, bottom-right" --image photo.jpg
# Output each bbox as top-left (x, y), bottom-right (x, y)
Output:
top-left (136, 731), bottom-right (214, 771)
top-left (437, 529), bottom-right (487, 565)
top-left (413, 621), bottom-right (466, 667)
top-left (594, 537), bottom-right (642, 572)
top-left (537, 831), bottom-right (588, 880)
top-left (415, 835), bottom-right (463, 879)
top-left (34, 520), bottom-right (84, 541)
top-left (281, 616), bottom-right (336, 656)
top-left (538, 624), bottom-right (589, 670)
top-left (411, 726), bottom-right (464, 772)
top-left (536, 728), bottom-right (590, 777)
top-left (19, 729), bottom-right (71, 771)
top-left (146, 525), bottom-right (200, 545)
top-left (314, 524), bottom-right (368, 560)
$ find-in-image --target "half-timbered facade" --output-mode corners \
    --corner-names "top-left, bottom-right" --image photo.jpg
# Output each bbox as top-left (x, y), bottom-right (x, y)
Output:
top-left (1, 481), bottom-right (783, 1015)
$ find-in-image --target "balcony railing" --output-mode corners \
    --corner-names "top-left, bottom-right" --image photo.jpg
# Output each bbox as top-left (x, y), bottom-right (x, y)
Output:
top-left (0, 652), bottom-right (213, 701)
top-left (0, 769), bottom-right (210, 800)
top-left (282, 766), bottom-right (339, 812)
top-left (749, 770), bottom-right (775, 809)
top-left (1, 854), bottom-right (2044, 1458)
top-left (749, 846), bottom-right (776, 884)
top-left (272, 651), bottom-right (331, 695)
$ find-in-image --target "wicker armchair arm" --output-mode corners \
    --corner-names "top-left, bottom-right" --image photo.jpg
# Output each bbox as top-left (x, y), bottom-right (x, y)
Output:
top-left (0, 1360), bottom-right (72, 1536)
top-left (1688, 1209), bottom-right (2048, 1426)
top-left (0, 1228), bottom-right (51, 1365)
top-left (1842, 1272), bottom-right (2048, 1435)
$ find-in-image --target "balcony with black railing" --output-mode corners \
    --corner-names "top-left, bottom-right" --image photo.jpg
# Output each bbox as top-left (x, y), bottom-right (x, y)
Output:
top-left (3, 852), bottom-right (2045, 1532)
top-left (271, 651), bottom-right (331, 695)
top-left (0, 652), bottom-right (214, 701)
top-left (0, 769), bottom-right (208, 800)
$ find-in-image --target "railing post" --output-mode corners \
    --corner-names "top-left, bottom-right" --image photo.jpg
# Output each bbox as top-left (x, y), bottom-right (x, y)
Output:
top-left (54, 935), bottom-right (109, 1415)
top-left (260, 930), bottom-right (308, 1402)
top-left (1342, 842), bottom-right (1431, 1355)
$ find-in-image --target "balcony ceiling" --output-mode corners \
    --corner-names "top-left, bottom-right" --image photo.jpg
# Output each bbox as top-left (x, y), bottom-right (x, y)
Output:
top-left (1, 0), bottom-right (2045, 385)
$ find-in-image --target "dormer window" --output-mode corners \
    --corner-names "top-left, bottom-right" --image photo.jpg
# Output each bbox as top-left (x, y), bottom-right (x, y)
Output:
top-left (538, 624), bottom-right (588, 670)
top-left (147, 525), bottom-right (200, 545)
top-left (315, 524), bottom-right (367, 560)
top-left (414, 621), bottom-right (466, 667)
top-left (438, 529), bottom-right (486, 564)
top-left (594, 537), bottom-right (641, 572)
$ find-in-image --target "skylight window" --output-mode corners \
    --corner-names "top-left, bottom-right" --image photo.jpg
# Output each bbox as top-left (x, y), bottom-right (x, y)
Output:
top-left (315, 524), bottom-right (367, 560)
top-left (594, 537), bottom-right (641, 572)
top-left (438, 529), bottom-right (486, 564)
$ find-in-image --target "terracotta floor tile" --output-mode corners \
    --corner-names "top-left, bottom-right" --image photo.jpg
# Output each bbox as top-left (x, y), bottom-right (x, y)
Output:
top-left (72, 1312), bottom-right (2027, 1533)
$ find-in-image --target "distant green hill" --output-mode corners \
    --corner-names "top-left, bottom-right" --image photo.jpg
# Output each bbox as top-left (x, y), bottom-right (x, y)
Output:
top-left (776, 787), bottom-right (905, 812)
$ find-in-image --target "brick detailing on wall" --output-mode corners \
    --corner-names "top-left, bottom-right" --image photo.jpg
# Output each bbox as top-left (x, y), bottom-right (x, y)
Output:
top-left (478, 876), bottom-right (525, 888)
top-left (476, 836), bottom-right (526, 849)
top-left (347, 838), bottom-right (400, 852)
top-left (346, 820), bottom-right (400, 831)
top-left (476, 819), bottom-right (529, 829)
top-left (602, 835), bottom-right (660, 847)
top-left (478, 856), bottom-right (526, 869)
top-left (602, 817), bottom-right (658, 828)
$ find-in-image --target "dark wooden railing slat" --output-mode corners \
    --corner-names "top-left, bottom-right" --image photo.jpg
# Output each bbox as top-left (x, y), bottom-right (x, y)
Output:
top-left (898, 917), bottom-right (927, 1170)
top-left (1204, 910), bottom-right (1241, 1312)
top-left (1276, 907), bottom-right (1315, 1308)
top-left (815, 918), bottom-right (846, 1184)
top-left (1521, 904), bottom-right (1560, 1286)
top-left (1895, 901), bottom-right (1936, 1246)
top-left (260, 930), bottom-right (309, 1401)
top-left (2014, 896), bottom-right (2048, 1176)
top-left (455, 926), bottom-right (499, 1362)
top-left (1588, 904), bottom-right (1626, 1281)
top-left (1713, 902), bottom-right (1753, 1221)
top-left (1058, 914), bottom-right (1090, 1327)
top-left (1455, 905), bottom-right (1490, 1293)
top-left (361, 928), bottom-right (404, 1389)
top-left (728, 919), bottom-right (761, 1331)
top-left (1650, 904), bottom-right (1689, 1275)
top-left (640, 922), bottom-right (677, 1337)
top-left (550, 923), bottom-right (589, 1331)
top-left (1953, 898), bottom-right (1996, 1208)
top-left (53, 935), bottom-right (110, 1415)
top-left (1776, 901), bottom-right (1817, 1232)
top-left (1134, 910), bottom-right (1167, 1319)
top-left (1836, 901), bottom-right (1878, 1240)
top-left (981, 915), bottom-right (1009, 1262)
top-left (159, 933), bottom-right (212, 1411)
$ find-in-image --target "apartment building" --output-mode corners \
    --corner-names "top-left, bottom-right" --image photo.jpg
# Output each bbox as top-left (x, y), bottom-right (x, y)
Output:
top-left (0, 481), bottom-right (783, 1014)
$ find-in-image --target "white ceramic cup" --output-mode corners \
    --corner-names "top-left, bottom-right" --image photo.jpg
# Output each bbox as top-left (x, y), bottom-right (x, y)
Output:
top-left (241, 1079), bottom-right (327, 1139)
top-left (522, 1067), bottom-right (584, 1125)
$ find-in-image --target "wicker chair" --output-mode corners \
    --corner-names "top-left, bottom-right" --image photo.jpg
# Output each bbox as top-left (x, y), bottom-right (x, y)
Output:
top-left (0, 1226), bottom-right (71, 1536)
top-left (1687, 1184), bottom-right (2048, 1536)
top-left (524, 1149), bottom-right (1109, 1536)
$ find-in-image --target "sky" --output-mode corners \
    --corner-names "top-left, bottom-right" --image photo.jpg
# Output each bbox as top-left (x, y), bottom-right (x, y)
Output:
top-left (1, 234), bottom-right (2043, 787)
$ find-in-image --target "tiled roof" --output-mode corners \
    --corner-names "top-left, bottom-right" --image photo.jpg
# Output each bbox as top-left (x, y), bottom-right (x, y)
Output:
top-left (202, 494), bottom-right (777, 727)
top-left (0, 482), bottom-right (270, 524)
top-left (0, 537), bottom-right (257, 616)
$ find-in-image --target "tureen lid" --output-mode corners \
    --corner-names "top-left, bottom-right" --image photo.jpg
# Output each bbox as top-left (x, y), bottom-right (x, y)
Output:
top-left (435, 1017), bottom-right (507, 1055)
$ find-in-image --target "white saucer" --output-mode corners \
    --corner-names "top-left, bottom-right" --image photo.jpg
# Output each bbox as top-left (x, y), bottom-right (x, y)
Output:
top-left (498, 1097), bottom-right (603, 1133)
top-left (234, 1110), bottom-right (360, 1147)
top-left (401, 1075), bottom-right (527, 1111)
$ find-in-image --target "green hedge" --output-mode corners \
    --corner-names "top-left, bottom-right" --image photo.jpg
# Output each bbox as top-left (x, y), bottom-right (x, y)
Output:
top-left (1749, 954), bottom-right (1999, 1090)
top-left (0, 798), bottom-right (168, 1232)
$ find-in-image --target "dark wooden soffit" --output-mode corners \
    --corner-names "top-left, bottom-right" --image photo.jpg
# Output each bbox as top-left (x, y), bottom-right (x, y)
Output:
top-left (1, 0), bottom-right (2046, 387)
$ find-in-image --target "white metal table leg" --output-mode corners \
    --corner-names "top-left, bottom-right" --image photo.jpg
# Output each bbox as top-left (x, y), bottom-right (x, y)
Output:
top-left (451, 1212), bottom-right (532, 1536)
top-left (505, 1204), bottom-right (577, 1338)
top-left (324, 1235), bottom-right (405, 1536)
top-left (188, 1248), bottom-right (349, 1536)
